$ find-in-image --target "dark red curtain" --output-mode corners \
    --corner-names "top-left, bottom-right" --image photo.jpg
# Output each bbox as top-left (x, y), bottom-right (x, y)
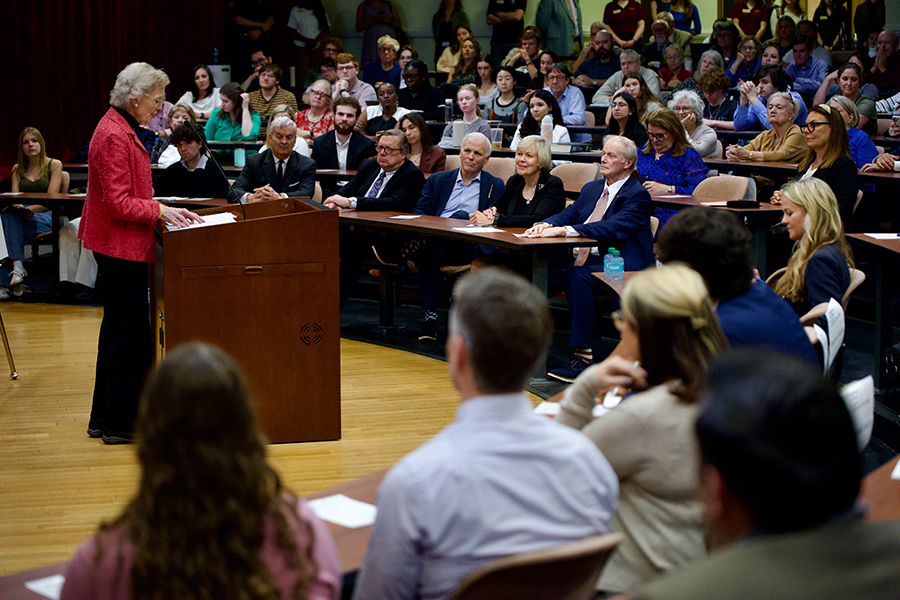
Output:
top-left (2, 0), bottom-right (232, 178)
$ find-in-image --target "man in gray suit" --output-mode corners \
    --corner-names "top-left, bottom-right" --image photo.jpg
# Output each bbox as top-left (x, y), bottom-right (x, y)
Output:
top-left (232, 116), bottom-right (317, 203)
top-left (535, 0), bottom-right (583, 57)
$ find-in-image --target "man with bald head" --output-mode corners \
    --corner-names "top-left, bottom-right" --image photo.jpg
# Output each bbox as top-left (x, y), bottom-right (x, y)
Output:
top-left (574, 30), bottom-right (619, 88)
top-left (869, 30), bottom-right (900, 92)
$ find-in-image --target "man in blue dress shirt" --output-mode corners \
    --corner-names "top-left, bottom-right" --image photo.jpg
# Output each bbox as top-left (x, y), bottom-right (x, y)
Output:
top-left (545, 63), bottom-right (590, 146)
top-left (785, 35), bottom-right (828, 96)
top-left (352, 268), bottom-right (618, 600)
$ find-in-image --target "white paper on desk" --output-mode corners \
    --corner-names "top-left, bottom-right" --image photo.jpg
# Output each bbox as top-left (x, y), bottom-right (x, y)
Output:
top-left (68, 193), bottom-right (87, 197)
top-left (307, 494), bottom-right (377, 529)
top-left (24, 574), bottom-right (65, 600)
top-left (388, 215), bottom-right (422, 219)
top-left (165, 212), bottom-right (236, 231)
top-left (452, 226), bottom-right (506, 233)
top-left (701, 201), bottom-right (729, 207)
top-left (533, 401), bottom-right (561, 416)
top-left (865, 233), bottom-right (900, 239)
top-left (0, 192), bottom-right (23, 196)
top-left (841, 376), bottom-right (874, 451)
top-left (656, 194), bottom-right (691, 198)
top-left (892, 459), bottom-right (900, 481)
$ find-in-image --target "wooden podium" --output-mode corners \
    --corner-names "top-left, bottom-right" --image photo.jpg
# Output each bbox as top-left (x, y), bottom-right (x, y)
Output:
top-left (151, 199), bottom-right (341, 443)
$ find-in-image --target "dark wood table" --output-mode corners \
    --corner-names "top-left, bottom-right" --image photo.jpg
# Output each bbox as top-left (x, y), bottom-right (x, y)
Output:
top-left (0, 470), bottom-right (386, 599)
top-left (860, 456), bottom-right (900, 522)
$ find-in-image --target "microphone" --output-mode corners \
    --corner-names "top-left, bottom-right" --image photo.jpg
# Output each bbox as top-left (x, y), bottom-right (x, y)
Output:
top-left (182, 120), bottom-right (246, 221)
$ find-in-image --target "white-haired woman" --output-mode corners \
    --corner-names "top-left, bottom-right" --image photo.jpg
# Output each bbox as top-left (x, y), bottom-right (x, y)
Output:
top-left (668, 90), bottom-right (717, 158)
top-left (362, 35), bottom-right (401, 87)
top-left (80, 62), bottom-right (203, 445)
top-left (725, 91), bottom-right (807, 163)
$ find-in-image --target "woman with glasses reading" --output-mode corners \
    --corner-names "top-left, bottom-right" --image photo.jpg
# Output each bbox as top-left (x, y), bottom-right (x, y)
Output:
top-left (636, 108), bottom-right (707, 195)
top-left (725, 91), bottom-right (807, 163)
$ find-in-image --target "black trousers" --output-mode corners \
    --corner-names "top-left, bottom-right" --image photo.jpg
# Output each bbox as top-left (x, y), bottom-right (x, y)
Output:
top-left (90, 253), bottom-right (152, 435)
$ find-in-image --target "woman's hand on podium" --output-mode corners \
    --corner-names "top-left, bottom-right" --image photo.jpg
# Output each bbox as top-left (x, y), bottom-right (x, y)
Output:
top-left (160, 205), bottom-right (204, 228)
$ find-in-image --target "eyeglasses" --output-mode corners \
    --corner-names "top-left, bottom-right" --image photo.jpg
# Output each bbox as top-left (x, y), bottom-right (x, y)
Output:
top-left (546, 75), bottom-right (567, 81)
top-left (251, 57), bottom-right (269, 66)
top-left (337, 64), bottom-right (356, 71)
top-left (310, 90), bottom-right (330, 98)
top-left (648, 132), bottom-right (668, 141)
top-left (740, 44), bottom-right (757, 51)
top-left (672, 105), bottom-right (692, 113)
top-left (801, 121), bottom-right (830, 132)
top-left (143, 92), bottom-right (165, 108)
top-left (379, 46), bottom-right (394, 52)
top-left (376, 145), bottom-right (401, 155)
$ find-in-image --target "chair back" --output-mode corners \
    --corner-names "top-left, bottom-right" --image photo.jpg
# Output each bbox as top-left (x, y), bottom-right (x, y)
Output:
top-left (716, 139), bottom-right (723, 159)
top-left (876, 118), bottom-right (891, 136)
top-left (650, 215), bottom-right (660, 237)
top-left (585, 111), bottom-right (596, 127)
top-left (448, 533), bottom-right (623, 600)
top-left (843, 268), bottom-right (865, 311)
top-left (483, 157), bottom-right (517, 182)
top-left (693, 175), bottom-right (748, 200)
top-left (550, 163), bottom-right (599, 197)
top-left (59, 170), bottom-right (70, 194)
top-left (445, 154), bottom-right (461, 172)
top-left (765, 267), bottom-right (786, 289)
top-left (312, 181), bottom-right (322, 204)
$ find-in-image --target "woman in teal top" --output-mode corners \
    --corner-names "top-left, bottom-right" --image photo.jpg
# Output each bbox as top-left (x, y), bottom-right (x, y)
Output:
top-left (1, 127), bottom-right (58, 298)
top-left (204, 82), bottom-right (261, 143)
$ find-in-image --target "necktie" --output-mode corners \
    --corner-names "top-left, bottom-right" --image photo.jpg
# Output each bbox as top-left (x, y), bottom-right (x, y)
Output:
top-left (574, 186), bottom-right (610, 267)
top-left (275, 160), bottom-right (285, 193)
top-left (369, 171), bottom-right (387, 198)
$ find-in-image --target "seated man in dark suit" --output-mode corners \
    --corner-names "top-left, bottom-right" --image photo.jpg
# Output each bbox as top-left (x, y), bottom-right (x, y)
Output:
top-left (153, 124), bottom-right (231, 199)
top-left (410, 132), bottom-right (505, 341)
top-left (397, 60), bottom-right (446, 122)
top-left (324, 129), bottom-right (427, 306)
top-left (522, 135), bottom-right (654, 382)
top-left (655, 207), bottom-right (819, 365)
top-left (232, 116), bottom-right (317, 203)
top-left (632, 348), bottom-right (900, 600)
top-left (311, 96), bottom-right (376, 173)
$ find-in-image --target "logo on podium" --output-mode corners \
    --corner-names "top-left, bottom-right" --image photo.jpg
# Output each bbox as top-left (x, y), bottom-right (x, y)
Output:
top-left (300, 323), bottom-right (324, 345)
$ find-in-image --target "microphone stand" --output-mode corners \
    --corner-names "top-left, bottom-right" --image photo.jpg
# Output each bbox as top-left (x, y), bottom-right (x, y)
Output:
top-left (183, 121), bottom-right (246, 221)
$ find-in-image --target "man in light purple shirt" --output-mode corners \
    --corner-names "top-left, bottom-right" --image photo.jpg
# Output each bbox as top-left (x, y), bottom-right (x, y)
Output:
top-left (785, 36), bottom-right (827, 96)
top-left (352, 269), bottom-right (619, 600)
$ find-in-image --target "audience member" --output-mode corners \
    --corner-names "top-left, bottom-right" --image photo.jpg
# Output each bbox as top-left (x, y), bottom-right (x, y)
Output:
top-left (248, 63), bottom-right (298, 139)
top-left (783, 20), bottom-right (833, 66)
top-left (811, 0), bottom-right (847, 51)
top-left (603, 0), bottom-right (646, 51)
top-left (486, 0), bottom-right (526, 59)
top-left (356, 0), bottom-right (401, 66)
top-left (150, 103), bottom-right (197, 167)
top-left (296, 79), bottom-right (335, 144)
top-left (726, 91), bottom-right (807, 163)
top-left (398, 60), bottom-right (446, 121)
top-left (734, 64), bottom-right (808, 130)
top-left (655, 10), bottom-right (694, 52)
top-left (333, 53), bottom-right (377, 105)
top-left (154, 124), bottom-right (231, 199)
top-left (352, 267), bottom-right (617, 600)
top-left (176, 64), bottom-right (220, 122)
top-left (535, 0), bottom-right (584, 57)
top-left (503, 29), bottom-right (543, 81)
top-left (673, 49), bottom-right (724, 94)
top-left (769, 15), bottom-right (798, 57)
top-left (524, 50), bottom-right (558, 93)
top-left (868, 30), bottom-right (900, 92)
top-left (827, 96), bottom-right (878, 169)
top-left (658, 45), bottom-right (693, 89)
top-left (637, 109), bottom-right (708, 194)
top-left (634, 348), bottom-right (900, 600)
top-left (592, 50), bottom-right (661, 105)
top-left (358, 83), bottom-right (410, 138)
top-left (229, 0), bottom-right (275, 82)
top-left (302, 58), bottom-right (338, 103)
top-left (727, 36), bottom-right (762, 84)
top-left (59, 342), bottom-right (342, 600)
top-left (731, 0), bottom-right (768, 40)
top-left (287, 0), bottom-right (331, 86)
top-left (511, 90), bottom-right (571, 148)
top-left (398, 112), bottom-right (447, 173)
top-left (710, 20), bottom-right (739, 67)
top-left (770, 0), bottom-right (806, 34)
top-left (814, 62), bottom-right (877, 135)
top-left (761, 41), bottom-right (783, 65)
top-left (432, 0), bottom-right (471, 66)
top-left (861, 146), bottom-right (900, 173)
top-left (409, 133), bottom-right (505, 340)
top-left (606, 92), bottom-right (649, 147)
top-left (669, 90), bottom-right (717, 157)
top-left (265, 105), bottom-right (311, 157)
top-left (397, 45), bottom-right (417, 89)
top-left (853, 0), bottom-right (884, 47)
top-left (232, 117), bottom-right (317, 203)
top-left (488, 66), bottom-right (528, 123)
top-left (605, 75), bottom-right (663, 125)
top-left (545, 63), bottom-right (589, 144)
top-left (775, 178), bottom-right (852, 316)
top-left (438, 85), bottom-right (492, 148)
top-left (641, 19), bottom-right (673, 69)
top-left (655, 208), bottom-right (818, 363)
top-left (654, 0), bottom-right (701, 35)
top-left (474, 54), bottom-right (498, 104)
top-left (239, 48), bottom-right (272, 93)
top-left (312, 97), bottom-right (376, 171)
top-left (437, 25), bottom-right (473, 73)
top-left (362, 35), bottom-right (402, 87)
top-left (556, 264), bottom-right (728, 592)
top-left (698, 67), bottom-right (737, 129)
top-left (1, 127), bottom-right (58, 297)
top-left (204, 82), bottom-right (260, 148)
top-left (574, 30), bottom-right (620, 88)
top-left (521, 135), bottom-right (654, 382)
top-left (786, 35), bottom-right (828, 95)
top-left (448, 37), bottom-right (481, 85)
top-left (304, 37), bottom-right (342, 88)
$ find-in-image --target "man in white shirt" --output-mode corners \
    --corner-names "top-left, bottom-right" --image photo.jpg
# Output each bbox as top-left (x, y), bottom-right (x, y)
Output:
top-left (332, 52), bottom-right (377, 105)
top-left (311, 96), bottom-right (376, 172)
top-left (352, 267), bottom-right (618, 600)
top-left (232, 117), bottom-right (317, 203)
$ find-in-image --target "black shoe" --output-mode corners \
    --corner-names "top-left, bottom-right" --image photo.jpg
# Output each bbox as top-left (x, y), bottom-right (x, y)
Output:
top-left (547, 357), bottom-right (592, 383)
top-left (418, 320), bottom-right (439, 341)
top-left (102, 431), bottom-right (135, 445)
top-left (87, 419), bottom-right (105, 438)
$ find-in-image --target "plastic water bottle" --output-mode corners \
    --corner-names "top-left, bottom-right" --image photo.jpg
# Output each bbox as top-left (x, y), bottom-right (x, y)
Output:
top-left (608, 249), bottom-right (625, 280)
top-left (444, 99), bottom-right (453, 123)
top-left (603, 247), bottom-right (615, 278)
top-left (213, 47), bottom-right (219, 65)
top-left (541, 114), bottom-right (553, 143)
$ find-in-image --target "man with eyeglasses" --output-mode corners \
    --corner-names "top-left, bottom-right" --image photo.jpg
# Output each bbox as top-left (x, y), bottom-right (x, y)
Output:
top-left (785, 35), bottom-right (827, 96)
top-left (232, 116), bottom-right (316, 203)
top-left (868, 30), bottom-right (900, 92)
top-left (240, 49), bottom-right (273, 92)
top-left (324, 129), bottom-right (426, 306)
top-left (397, 60), bottom-right (446, 122)
top-left (544, 63), bottom-right (589, 145)
top-left (591, 49), bottom-right (661, 105)
top-left (332, 53), bottom-right (377, 106)
top-left (311, 96), bottom-right (376, 173)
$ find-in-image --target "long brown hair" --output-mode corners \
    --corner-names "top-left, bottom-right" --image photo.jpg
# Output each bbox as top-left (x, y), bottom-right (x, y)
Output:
top-left (398, 111), bottom-right (436, 150)
top-left (641, 108), bottom-right (693, 156)
top-left (98, 343), bottom-right (317, 600)
top-left (220, 82), bottom-right (246, 125)
top-left (452, 38), bottom-right (481, 78)
top-left (14, 127), bottom-right (50, 180)
top-left (623, 75), bottom-right (662, 121)
top-left (798, 104), bottom-right (850, 171)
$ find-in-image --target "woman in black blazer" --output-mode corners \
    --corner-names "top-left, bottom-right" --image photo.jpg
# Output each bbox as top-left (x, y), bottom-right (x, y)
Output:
top-left (470, 135), bottom-right (566, 228)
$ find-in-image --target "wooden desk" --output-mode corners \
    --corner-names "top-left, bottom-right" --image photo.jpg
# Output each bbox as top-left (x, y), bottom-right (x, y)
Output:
top-left (0, 470), bottom-right (386, 599)
top-left (591, 271), bottom-right (637, 297)
top-left (846, 234), bottom-right (900, 389)
top-left (860, 456), bottom-right (900, 522)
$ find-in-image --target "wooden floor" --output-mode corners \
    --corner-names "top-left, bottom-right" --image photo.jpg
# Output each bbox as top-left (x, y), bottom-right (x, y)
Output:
top-left (0, 303), bottom-right (539, 576)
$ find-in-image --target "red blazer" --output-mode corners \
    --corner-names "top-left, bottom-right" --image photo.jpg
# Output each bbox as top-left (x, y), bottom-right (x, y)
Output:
top-left (79, 108), bottom-right (162, 263)
top-left (418, 145), bottom-right (447, 174)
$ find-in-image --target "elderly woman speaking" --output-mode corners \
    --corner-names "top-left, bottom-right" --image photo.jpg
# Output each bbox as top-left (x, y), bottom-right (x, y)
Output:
top-left (80, 62), bottom-right (203, 445)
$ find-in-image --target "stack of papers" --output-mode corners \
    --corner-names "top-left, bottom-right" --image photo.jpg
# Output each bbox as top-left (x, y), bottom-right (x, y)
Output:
top-left (452, 226), bottom-right (506, 233)
top-left (165, 212), bottom-right (236, 232)
top-left (865, 233), bottom-right (900, 240)
top-left (307, 494), bottom-right (377, 528)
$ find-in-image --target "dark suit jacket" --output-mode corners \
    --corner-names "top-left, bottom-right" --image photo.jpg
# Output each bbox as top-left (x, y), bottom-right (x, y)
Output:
top-left (232, 149), bottom-right (317, 202)
top-left (543, 175), bottom-right (654, 270)
top-left (806, 156), bottom-right (859, 228)
top-left (310, 131), bottom-right (376, 171)
top-left (337, 158), bottom-right (426, 211)
top-left (492, 171), bottom-right (566, 228)
top-left (413, 168), bottom-right (506, 217)
top-left (398, 85), bottom-right (447, 121)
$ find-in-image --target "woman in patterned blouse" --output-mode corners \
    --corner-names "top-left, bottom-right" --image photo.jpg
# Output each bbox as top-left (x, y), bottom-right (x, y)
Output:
top-left (295, 79), bottom-right (335, 147)
top-left (636, 108), bottom-right (707, 195)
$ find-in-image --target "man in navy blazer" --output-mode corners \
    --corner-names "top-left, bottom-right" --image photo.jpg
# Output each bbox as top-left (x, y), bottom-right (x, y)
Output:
top-left (232, 117), bottom-right (317, 202)
top-left (411, 133), bottom-right (506, 340)
top-left (311, 96), bottom-right (376, 176)
top-left (325, 129), bottom-right (427, 307)
top-left (522, 135), bottom-right (653, 382)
